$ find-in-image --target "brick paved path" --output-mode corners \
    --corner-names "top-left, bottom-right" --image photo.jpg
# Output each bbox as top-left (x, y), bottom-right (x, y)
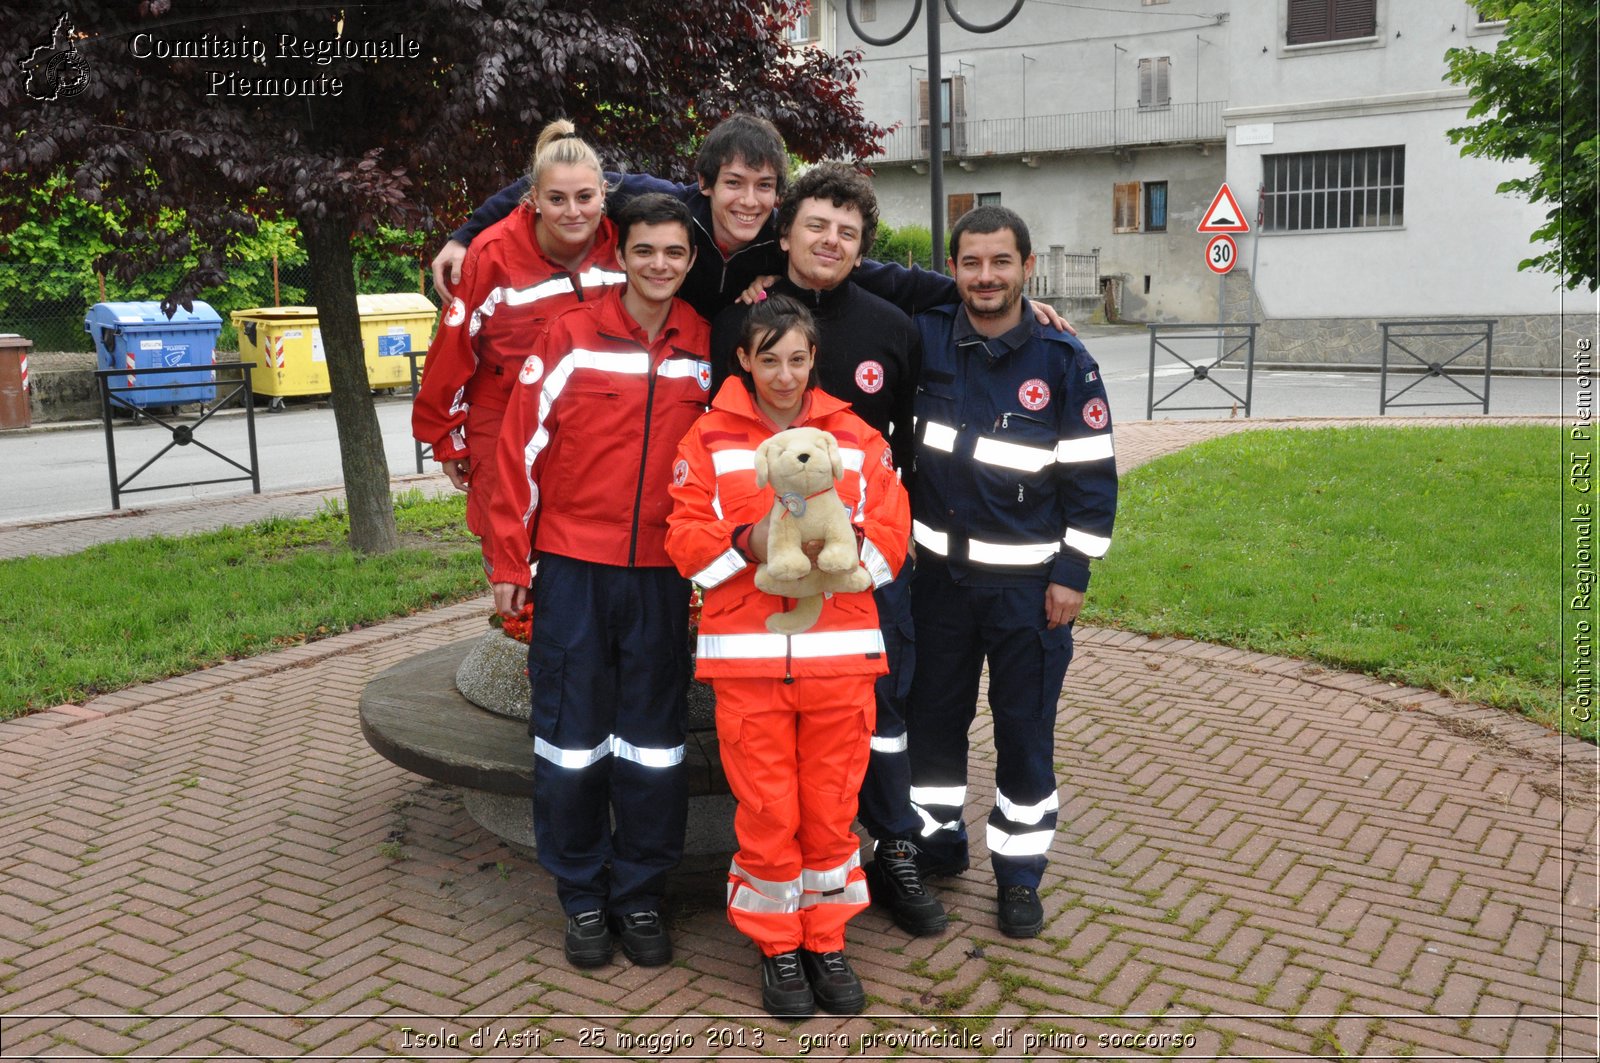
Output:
top-left (1, 417), bottom-right (1593, 1060)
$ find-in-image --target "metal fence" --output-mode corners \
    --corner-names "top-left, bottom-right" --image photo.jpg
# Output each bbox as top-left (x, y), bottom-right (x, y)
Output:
top-left (1378, 319), bottom-right (1496, 414)
top-left (874, 101), bottom-right (1226, 164)
top-left (1026, 248), bottom-right (1101, 301)
top-left (1146, 322), bottom-right (1260, 419)
top-left (0, 257), bottom-right (433, 354)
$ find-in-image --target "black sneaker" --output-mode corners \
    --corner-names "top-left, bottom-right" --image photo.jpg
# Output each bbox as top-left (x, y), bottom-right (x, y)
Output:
top-left (997, 885), bottom-right (1044, 938)
top-left (799, 949), bottom-right (866, 1014)
top-left (611, 909), bottom-right (672, 966)
top-left (761, 950), bottom-right (815, 1018)
top-left (915, 850), bottom-right (970, 879)
top-left (564, 909), bottom-right (613, 968)
top-left (867, 839), bottom-right (948, 936)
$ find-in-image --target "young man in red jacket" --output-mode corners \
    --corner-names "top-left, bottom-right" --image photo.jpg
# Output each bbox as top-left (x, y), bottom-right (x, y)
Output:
top-left (484, 193), bottom-right (712, 970)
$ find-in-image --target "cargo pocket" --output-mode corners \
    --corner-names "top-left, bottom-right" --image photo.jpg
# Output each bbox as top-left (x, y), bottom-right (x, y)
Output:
top-left (526, 640), bottom-right (566, 742)
top-left (1036, 622), bottom-right (1075, 719)
top-left (716, 708), bottom-right (767, 814)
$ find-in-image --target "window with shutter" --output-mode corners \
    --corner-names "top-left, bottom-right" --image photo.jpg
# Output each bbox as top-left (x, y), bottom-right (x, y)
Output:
top-left (1286, 0), bottom-right (1376, 45)
top-left (948, 193), bottom-right (976, 231)
top-left (1143, 182), bottom-right (1168, 231)
top-left (917, 78), bottom-right (930, 155)
top-left (1112, 183), bottom-right (1140, 233)
top-left (1138, 57), bottom-right (1171, 109)
top-left (948, 76), bottom-right (968, 155)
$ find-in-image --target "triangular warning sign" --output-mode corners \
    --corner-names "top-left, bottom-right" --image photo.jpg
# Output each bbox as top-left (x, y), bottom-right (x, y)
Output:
top-left (1197, 184), bottom-right (1250, 233)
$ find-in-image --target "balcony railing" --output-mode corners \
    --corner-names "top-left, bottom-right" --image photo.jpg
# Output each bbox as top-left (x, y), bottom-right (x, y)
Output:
top-left (871, 101), bottom-right (1226, 164)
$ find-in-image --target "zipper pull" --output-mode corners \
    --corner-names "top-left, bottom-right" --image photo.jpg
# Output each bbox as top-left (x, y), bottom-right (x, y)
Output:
top-left (1017, 484), bottom-right (1025, 502)
top-left (1002, 412), bottom-right (1011, 429)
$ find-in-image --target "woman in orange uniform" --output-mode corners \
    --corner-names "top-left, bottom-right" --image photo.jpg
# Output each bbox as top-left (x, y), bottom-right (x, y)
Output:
top-left (666, 296), bottom-right (910, 1018)
top-left (412, 120), bottom-right (623, 543)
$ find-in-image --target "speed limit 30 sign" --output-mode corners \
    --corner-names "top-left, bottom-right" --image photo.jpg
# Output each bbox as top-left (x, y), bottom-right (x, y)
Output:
top-left (1205, 233), bottom-right (1237, 275)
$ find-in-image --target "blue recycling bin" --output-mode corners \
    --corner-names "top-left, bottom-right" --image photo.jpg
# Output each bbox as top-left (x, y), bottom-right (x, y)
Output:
top-left (84, 301), bottom-right (221, 408)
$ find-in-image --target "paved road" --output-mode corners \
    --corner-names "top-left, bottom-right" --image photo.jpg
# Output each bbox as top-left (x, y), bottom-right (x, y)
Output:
top-left (0, 326), bottom-right (1567, 525)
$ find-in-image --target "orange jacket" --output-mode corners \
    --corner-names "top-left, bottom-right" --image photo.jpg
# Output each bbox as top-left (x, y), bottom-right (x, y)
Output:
top-left (412, 207), bottom-right (623, 460)
top-left (666, 380), bottom-right (910, 680)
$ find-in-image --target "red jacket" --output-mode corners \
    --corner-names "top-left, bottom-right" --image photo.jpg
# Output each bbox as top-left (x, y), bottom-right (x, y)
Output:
top-left (412, 206), bottom-right (623, 460)
top-left (666, 380), bottom-right (910, 680)
top-left (484, 287), bottom-right (712, 585)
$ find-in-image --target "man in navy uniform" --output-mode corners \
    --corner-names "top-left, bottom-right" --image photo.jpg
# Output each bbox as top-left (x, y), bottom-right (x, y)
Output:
top-left (905, 205), bottom-right (1117, 938)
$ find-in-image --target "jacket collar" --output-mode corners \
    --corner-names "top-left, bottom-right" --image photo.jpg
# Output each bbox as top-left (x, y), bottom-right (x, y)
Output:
top-left (709, 377), bottom-right (853, 424)
top-left (593, 285), bottom-right (697, 350)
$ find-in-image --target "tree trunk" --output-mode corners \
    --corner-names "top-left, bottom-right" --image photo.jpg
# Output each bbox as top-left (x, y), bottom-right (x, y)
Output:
top-left (300, 209), bottom-right (399, 555)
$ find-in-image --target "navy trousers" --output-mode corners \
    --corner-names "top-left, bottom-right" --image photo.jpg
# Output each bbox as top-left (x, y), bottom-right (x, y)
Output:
top-left (905, 563), bottom-right (1073, 888)
top-left (855, 559), bottom-right (922, 844)
top-left (527, 554), bottom-right (690, 916)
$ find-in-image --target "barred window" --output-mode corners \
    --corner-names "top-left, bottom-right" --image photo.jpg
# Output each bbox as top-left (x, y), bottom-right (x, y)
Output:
top-left (1262, 146), bottom-right (1404, 232)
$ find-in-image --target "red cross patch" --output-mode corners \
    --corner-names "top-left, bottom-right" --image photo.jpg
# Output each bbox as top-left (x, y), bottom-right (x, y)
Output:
top-left (1018, 378), bottom-right (1051, 411)
top-left (518, 355), bottom-right (543, 386)
top-left (855, 360), bottom-right (885, 394)
top-left (444, 297), bottom-right (466, 328)
top-left (1083, 397), bottom-right (1109, 430)
top-left (672, 458), bottom-right (689, 486)
top-left (696, 362), bottom-right (712, 391)
top-left (880, 447), bottom-right (894, 471)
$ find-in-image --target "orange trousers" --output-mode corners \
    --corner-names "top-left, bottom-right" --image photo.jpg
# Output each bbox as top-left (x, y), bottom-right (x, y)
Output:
top-left (713, 675), bottom-right (875, 955)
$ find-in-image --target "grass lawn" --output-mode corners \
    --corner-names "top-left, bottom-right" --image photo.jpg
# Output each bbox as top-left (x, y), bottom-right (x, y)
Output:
top-left (1083, 424), bottom-right (1572, 737)
top-left (0, 490), bottom-right (487, 721)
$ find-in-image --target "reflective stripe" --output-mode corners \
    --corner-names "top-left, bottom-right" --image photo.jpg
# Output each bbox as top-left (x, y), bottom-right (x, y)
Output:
top-left (1057, 433), bottom-right (1115, 463)
top-left (713, 449), bottom-right (757, 476)
top-left (986, 822), bottom-right (1056, 857)
top-left (910, 784), bottom-right (967, 808)
top-left (447, 385), bottom-right (468, 416)
top-left (521, 348), bottom-right (652, 523)
top-left (657, 357), bottom-right (711, 380)
top-left (870, 732), bottom-right (908, 754)
top-left (697, 628), bottom-right (886, 660)
top-left (798, 879), bottom-right (870, 908)
top-left (912, 521), bottom-right (948, 556)
top-left (533, 735), bottom-right (610, 769)
top-left (729, 860), bottom-right (802, 903)
top-left (533, 734), bottom-right (683, 769)
top-left (859, 536), bottom-right (894, 589)
top-left (913, 805), bottom-right (964, 839)
top-left (692, 547), bottom-right (747, 589)
top-left (996, 789), bottom-right (1059, 826)
top-left (729, 881), bottom-right (798, 914)
top-left (1063, 527), bottom-right (1113, 559)
top-left (922, 421), bottom-right (958, 453)
top-left (839, 448), bottom-right (865, 472)
top-left (801, 851), bottom-right (860, 892)
top-left (968, 538), bottom-right (1057, 566)
top-left (973, 435), bottom-right (1055, 473)
top-left (611, 736), bottom-right (685, 768)
top-left (471, 268), bottom-right (626, 336)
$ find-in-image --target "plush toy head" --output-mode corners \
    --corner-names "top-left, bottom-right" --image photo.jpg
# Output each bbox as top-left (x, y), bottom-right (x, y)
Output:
top-left (751, 426), bottom-right (871, 634)
top-left (754, 426), bottom-right (844, 494)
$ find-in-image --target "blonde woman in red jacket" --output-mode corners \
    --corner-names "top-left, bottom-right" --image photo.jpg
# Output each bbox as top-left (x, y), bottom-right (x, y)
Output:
top-left (412, 120), bottom-right (623, 543)
top-left (666, 295), bottom-right (910, 1018)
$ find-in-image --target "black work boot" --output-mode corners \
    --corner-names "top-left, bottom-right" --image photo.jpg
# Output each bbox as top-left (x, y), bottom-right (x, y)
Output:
top-left (866, 839), bottom-right (949, 936)
top-left (799, 949), bottom-right (866, 1014)
top-left (564, 909), bottom-right (613, 967)
top-left (760, 950), bottom-right (815, 1018)
top-left (997, 884), bottom-right (1044, 938)
top-left (611, 909), bottom-right (672, 966)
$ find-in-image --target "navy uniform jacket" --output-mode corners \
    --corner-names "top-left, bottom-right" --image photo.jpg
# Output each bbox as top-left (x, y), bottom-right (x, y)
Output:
top-left (911, 300), bottom-right (1117, 592)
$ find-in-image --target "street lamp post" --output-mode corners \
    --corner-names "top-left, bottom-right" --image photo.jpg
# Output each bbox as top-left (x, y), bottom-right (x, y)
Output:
top-left (845, 0), bottom-right (1028, 273)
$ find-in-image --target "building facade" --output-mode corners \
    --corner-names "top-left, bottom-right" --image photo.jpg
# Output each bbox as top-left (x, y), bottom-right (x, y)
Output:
top-left (829, 0), bottom-right (1572, 367)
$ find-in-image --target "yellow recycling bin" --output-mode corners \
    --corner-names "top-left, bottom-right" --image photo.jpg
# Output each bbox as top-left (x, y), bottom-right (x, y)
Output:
top-left (231, 306), bottom-right (329, 403)
top-left (233, 295), bottom-right (438, 404)
top-left (358, 293), bottom-right (437, 389)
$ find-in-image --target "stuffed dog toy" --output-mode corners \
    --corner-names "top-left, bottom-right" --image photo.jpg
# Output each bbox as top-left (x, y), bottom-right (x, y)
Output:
top-left (751, 426), bottom-right (872, 635)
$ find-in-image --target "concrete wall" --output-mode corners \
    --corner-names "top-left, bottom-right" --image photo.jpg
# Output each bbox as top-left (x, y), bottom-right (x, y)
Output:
top-left (1222, 2), bottom-right (1567, 352)
top-left (870, 146), bottom-right (1225, 323)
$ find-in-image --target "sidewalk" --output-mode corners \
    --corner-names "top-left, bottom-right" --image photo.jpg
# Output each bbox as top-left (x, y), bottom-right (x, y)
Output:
top-left (1, 416), bottom-right (1594, 1060)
